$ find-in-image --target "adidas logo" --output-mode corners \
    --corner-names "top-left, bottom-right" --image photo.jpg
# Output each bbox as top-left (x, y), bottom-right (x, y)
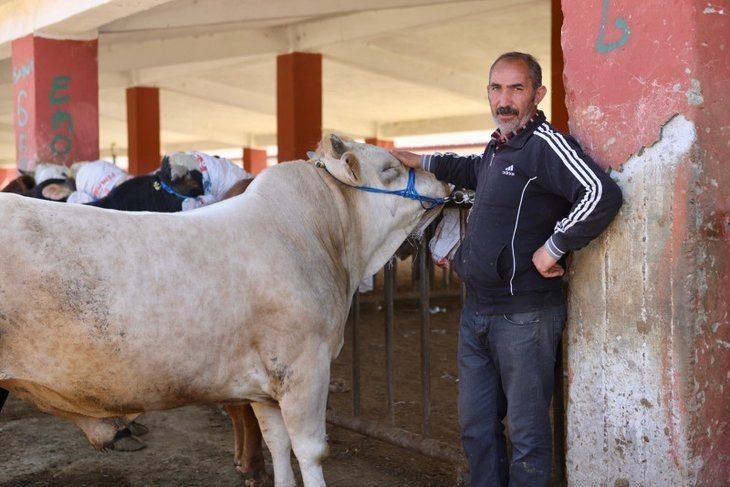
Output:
top-left (502, 164), bottom-right (515, 176)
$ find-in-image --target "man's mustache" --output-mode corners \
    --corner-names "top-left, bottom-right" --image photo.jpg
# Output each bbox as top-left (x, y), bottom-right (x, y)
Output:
top-left (496, 106), bottom-right (519, 116)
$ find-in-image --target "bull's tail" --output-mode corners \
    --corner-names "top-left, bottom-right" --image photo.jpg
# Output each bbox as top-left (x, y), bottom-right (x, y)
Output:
top-left (0, 388), bottom-right (8, 413)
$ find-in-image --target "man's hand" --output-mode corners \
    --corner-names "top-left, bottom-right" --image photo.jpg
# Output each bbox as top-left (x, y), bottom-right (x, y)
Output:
top-left (391, 150), bottom-right (422, 169)
top-left (532, 245), bottom-right (565, 278)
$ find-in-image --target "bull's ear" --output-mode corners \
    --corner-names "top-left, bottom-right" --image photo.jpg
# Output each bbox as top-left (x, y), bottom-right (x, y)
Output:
top-left (328, 152), bottom-right (361, 186)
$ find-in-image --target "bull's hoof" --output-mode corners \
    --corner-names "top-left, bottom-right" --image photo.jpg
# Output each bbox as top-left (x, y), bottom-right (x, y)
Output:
top-left (236, 465), bottom-right (266, 486)
top-left (126, 421), bottom-right (149, 437)
top-left (328, 378), bottom-right (350, 393)
top-left (113, 435), bottom-right (146, 452)
top-left (112, 428), bottom-right (146, 452)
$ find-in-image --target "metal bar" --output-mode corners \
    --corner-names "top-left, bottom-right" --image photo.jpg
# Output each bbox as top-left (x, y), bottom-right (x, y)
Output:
top-left (351, 292), bottom-right (361, 417)
top-left (459, 207), bottom-right (468, 306)
top-left (327, 409), bottom-right (466, 466)
top-left (358, 288), bottom-right (461, 305)
top-left (419, 237), bottom-right (432, 437)
top-left (384, 258), bottom-right (396, 426)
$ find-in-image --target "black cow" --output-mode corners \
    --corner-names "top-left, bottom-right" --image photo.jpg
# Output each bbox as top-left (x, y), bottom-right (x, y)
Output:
top-left (86, 173), bottom-right (198, 212)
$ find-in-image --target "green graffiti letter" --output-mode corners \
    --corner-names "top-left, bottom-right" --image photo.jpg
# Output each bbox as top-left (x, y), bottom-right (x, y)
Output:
top-left (50, 75), bottom-right (71, 105)
top-left (596, 0), bottom-right (630, 54)
top-left (52, 111), bottom-right (74, 134)
top-left (50, 134), bottom-right (72, 156)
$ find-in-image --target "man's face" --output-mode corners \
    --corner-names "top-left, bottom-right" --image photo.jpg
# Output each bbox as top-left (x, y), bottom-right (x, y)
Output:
top-left (488, 59), bottom-right (546, 134)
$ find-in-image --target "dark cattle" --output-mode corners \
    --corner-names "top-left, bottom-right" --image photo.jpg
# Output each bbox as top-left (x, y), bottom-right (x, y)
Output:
top-left (86, 174), bottom-right (193, 212)
top-left (1, 174), bottom-right (36, 194)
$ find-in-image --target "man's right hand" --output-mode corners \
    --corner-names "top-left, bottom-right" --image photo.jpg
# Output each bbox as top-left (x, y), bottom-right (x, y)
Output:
top-left (391, 150), bottom-right (422, 169)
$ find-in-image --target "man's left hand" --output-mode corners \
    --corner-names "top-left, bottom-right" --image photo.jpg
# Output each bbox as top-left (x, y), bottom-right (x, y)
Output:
top-left (532, 245), bottom-right (565, 278)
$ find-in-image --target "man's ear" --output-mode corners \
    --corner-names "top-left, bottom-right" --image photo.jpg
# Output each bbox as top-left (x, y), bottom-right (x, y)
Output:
top-left (534, 85), bottom-right (547, 107)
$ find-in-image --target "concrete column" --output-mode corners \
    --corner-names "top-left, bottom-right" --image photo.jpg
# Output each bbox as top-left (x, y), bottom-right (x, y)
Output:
top-left (550, 0), bottom-right (569, 132)
top-left (560, 1), bottom-right (727, 485)
top-left (126, 86), bottom-right (160, 175)
top-left (365, 137), bottom-right (395, 149)
top-left (277, 52), bottom-right (322, 162)
top-left (11, 35), bottom-right (99, 171)
top-left (243, 147), bottom-right (267, 175)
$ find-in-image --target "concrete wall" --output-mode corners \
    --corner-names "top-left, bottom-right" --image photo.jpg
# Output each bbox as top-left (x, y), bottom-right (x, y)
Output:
top-left (560, 1), bottom-right (728, 485)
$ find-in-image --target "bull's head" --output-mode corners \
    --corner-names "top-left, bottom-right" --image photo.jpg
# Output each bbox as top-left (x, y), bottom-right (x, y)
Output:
top-left (159, 153), bottom-right (205, 197)
top-left (317, 133), bottom-right (450, 205)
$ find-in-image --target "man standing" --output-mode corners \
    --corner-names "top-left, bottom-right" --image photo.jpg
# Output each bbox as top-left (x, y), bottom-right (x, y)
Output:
top-left (392, 52), bottom-right (622, 486)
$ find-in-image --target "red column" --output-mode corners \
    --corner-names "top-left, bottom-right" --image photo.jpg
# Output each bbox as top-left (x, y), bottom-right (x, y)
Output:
top-left (365, 137), bottom-right (395, 149)
top-left (550, 0), bottom-right (569, 132)
top-left (11, 35), bottom-right (99, 172)
top-left (277, 52), bottom-right (322, 162)
top-left (243, 147), bottom-right (268, 175)
top-left (126, 86), bottom-right (160, 175)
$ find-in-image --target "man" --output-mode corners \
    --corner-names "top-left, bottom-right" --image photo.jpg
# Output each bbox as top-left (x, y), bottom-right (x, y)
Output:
top-left (392, 52), bottom-right (622, 486)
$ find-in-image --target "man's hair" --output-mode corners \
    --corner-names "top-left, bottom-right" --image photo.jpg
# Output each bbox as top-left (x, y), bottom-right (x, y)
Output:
top-left (490, 52), bottom-right (542, 89)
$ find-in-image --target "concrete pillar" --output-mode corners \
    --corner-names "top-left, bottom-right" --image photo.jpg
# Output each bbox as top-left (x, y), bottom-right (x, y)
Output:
top-left (365, 137), bottom-right (395, 149)
top-left (11, 35), bottom-right (99, 171)
top-left (277, 52), bottom-right (322, 162)
top-left (243, 147), bottom-right (267, 175)
top-left (126, 86), bottom-right (160, 175)
top-left (550, 0), bottom-right (569, 132)
top-left (560, 1), bottom-right (727, 485)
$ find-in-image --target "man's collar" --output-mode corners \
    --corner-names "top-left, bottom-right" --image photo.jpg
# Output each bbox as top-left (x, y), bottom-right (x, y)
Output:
top-left (491, 110), bottom-right (546, 149)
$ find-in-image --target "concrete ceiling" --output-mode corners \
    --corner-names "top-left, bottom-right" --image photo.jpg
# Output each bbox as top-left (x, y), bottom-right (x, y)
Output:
top-left (0, 0), bottom-right (551, 165)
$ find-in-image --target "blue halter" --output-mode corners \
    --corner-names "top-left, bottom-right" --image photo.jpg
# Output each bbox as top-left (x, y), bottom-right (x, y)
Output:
top-left (316, 159), bottom-right (449, 210)
top-left (157, 179), bottom-right (192, 200)
top-left (354, 168), bottom-right (449, 210)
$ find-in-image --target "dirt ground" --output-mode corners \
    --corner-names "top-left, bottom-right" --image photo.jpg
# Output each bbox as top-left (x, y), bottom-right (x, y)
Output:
top-left (0, 260), bottom-right (466, 486)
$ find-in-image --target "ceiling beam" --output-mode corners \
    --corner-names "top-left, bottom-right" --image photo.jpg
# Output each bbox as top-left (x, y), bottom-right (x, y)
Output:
top-left (97, 1), bottom-right (496, 73)
top-left (0, 0), bottom-right (176, 57)
top-left (323, 42), bottom-right (486, 102)
top-left (378, 112), bottom-right (492, 137)
top-left (102, 0), bottom-right (472, 32)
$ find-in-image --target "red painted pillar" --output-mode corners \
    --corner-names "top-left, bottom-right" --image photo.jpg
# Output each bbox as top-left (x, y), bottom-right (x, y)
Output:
top-left (243, 147), bottom-right (268, 175)
top-left (277, 52), bottom-right (322, 162)
top-left (365, 137), bottom-right (395, 149)
top-left (550, 0), bottom-right (569, 132)
top-left (126, 86), bottom-right (160, 175)
top-left (11, 35), bottom-right (99, 172)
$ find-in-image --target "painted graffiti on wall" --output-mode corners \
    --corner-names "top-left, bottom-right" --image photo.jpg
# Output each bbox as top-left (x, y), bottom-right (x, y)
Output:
top-left (49, 75), bottom-right (74, 158)
top-left (596, 0), bottom-right (631, 53)
top-left (13, 59), bottom-right (33, 169)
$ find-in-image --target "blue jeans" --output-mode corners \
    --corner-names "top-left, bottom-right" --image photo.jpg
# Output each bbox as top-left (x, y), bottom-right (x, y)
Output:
top-left (457, 305), bottom-right (566, 487)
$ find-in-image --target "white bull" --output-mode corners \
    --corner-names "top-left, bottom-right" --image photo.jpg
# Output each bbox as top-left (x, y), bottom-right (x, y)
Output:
top-left (0, 134), bottom-right (450, 486)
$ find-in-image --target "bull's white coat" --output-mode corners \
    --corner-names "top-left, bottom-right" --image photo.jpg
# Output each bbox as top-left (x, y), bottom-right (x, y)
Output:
top-left (0, 135), bottom-right (450, 487)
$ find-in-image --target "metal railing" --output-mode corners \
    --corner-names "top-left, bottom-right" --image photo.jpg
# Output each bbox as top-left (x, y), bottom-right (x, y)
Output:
top-left (326, 205), bottom-right (470, 483)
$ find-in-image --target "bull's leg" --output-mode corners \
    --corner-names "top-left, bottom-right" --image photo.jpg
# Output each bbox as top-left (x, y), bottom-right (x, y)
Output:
top-left (251, 402), bottom-right (294, 487)
top-left (279, 361), bottom-right (330, 487)
top-left (226, 404), bottom-right (265, 483)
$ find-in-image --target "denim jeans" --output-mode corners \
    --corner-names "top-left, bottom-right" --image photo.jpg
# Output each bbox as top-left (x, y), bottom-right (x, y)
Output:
top-left (457, 304), bottom-right (566, 487)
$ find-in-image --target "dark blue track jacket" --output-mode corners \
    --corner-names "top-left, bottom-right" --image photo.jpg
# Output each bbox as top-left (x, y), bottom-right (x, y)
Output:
top-left (423, 112), bottom-right (623, 314)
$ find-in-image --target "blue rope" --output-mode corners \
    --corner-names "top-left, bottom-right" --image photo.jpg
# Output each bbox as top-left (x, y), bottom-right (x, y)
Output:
top-left (158, 179), bottom-right (192, 200)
